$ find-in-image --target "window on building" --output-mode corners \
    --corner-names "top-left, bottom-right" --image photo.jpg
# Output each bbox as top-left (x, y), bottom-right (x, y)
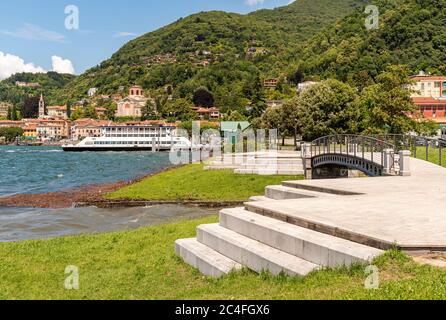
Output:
top-left (435, 82), bottom-right (441, 88)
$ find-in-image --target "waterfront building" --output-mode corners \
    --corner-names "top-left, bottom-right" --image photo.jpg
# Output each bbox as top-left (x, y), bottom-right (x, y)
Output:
top-left (0, 120), bottom-right (23, 128)
top-left (116, 86), bottom-right (150, 118)
top-left (410, 72), bottom-right (446, 135)
top-left (47, 105), bottom-right (68, 119)
top-left (193, 107), bottom-right (221, 120)
top-left (34, 119), bottom-right (71, 141)
top-left (23, 123), bottom-right (37, 139)
top-left (71, 119), bottom-right (112, 140)
top-left (220, 121), bottom-right (252, 144)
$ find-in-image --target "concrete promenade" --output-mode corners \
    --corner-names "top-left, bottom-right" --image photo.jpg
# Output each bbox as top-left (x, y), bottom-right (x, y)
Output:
top-left (246, 158), bottom-right (446, 250)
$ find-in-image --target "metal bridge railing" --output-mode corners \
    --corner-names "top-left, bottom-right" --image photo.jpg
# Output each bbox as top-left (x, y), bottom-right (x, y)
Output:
top-left (310, 134), bottom-right (396, 170)
top-left (371, 134), bottom-right (446, 168)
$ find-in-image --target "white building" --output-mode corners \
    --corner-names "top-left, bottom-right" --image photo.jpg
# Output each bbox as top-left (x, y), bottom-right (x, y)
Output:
top-left (116, 86), bottom-right (150, 118)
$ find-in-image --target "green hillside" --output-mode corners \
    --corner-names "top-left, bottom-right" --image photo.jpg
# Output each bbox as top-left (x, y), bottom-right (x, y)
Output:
top-left (299, 0), bottom-right (446, 86)
top-left (57, 0), bottom-right (367, 112)
top-left (0, 72), bottom-right (76, 108)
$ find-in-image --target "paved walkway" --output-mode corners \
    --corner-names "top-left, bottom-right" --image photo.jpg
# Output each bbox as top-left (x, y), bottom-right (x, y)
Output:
top-left (247, 158), bottom-right (446, 250)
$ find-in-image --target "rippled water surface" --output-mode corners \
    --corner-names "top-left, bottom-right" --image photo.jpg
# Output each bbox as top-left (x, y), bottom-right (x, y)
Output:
top-left (0, 146), bottom-right (172, 196)
top-left (0, 146), bottom-right (200, 242)
top-left (0, 205), bottom-right (217, 242)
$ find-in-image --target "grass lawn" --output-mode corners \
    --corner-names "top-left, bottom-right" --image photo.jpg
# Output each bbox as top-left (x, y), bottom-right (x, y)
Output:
top-left (106, 164), bottom-right (304, 201)
top-left (414, 146), bottom-right (446, 168)
top-left (1, 215), bottom-right (446, 300)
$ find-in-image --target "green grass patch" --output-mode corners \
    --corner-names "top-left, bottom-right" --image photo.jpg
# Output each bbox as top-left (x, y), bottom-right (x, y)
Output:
top-left (414, 146), bottom-right (446, 168)
top-left (1, 217), bottom-right (446, 300)
top-left (107, 164), bottom-right (304, 201)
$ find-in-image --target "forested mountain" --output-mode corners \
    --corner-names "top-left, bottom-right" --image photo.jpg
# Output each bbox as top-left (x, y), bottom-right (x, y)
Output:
top-left (56, 0), bottom-right (366, 112)
top-left (0, 72), bottom-right (76, 108)
top-left (299, 0), bottom-right (446, 87)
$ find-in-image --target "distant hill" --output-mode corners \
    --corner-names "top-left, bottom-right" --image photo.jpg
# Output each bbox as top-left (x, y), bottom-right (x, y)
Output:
top-left (299, 0), bottom-right (446, 86)
top-left (58, 0), bottom-right (367, 112)
top-left (0, 72), bottom-right (76, 107)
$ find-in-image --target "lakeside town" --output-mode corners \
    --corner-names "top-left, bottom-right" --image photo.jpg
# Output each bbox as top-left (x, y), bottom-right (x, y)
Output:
top-left (3, 0), bottom-right (446, 305)
top-left (1, 72), bottom-right (446, 145)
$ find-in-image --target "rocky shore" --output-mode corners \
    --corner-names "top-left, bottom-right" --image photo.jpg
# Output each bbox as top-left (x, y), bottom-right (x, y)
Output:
top-left (0, 181), bottom-right (129, 209)
top-left (0, 166), bottom-right (179, 209)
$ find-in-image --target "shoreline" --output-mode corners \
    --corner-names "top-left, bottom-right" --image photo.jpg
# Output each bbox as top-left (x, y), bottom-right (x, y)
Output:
top-left (0, 166), bottom-right (182, 209)
top-left (0, 164), bottom-right (244, 210)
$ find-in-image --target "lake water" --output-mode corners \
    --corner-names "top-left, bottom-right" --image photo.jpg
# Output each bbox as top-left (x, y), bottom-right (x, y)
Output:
top-left (0, 146), bottom-right (215, 242)
top-left (0, 146), bottom-right (172, 196)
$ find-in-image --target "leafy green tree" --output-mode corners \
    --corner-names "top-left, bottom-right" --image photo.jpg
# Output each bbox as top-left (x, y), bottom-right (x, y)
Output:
top-left (296, 79), bottom-right (359, 141)
top-left (357, 66), bottom-right (430, 135)
top-left (70, 107), bottom-right (85, 121)
top-left (105, 103), bottom-right (117, 120)
top-left (193, 87), bottom-right (214, 107)
top-left (162, 98), bottom-right (196, 121)
top-left (141, 99), bottom-right (159, 121)
top-left (0, 127), bottom-right (23, 143)
top-left (84, 106), bottom-right (98, 119)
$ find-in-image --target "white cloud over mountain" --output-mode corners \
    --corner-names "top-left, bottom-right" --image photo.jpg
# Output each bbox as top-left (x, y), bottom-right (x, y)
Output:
top-left (0, 52), bottom-right (75, 80)
top-left (51, 56), bottom-right (75, 74)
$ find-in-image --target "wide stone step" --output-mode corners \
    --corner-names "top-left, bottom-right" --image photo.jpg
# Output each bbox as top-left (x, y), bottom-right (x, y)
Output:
top-left (281, 181), bottom-right (361, 196)
top-left (234, 169), bottom-right (304, 175)
top-left (197, 224), bottom-right (319, 276)
top-left (175, 238), bottom-right (243, 278)
top-left (239, 164), bottom-right (304, 170)
top-left (265, 185), bottom-right (335, 200)
top-left (248, 195), bottom-right (271, 202)
top-left (219, 208), bottom-right (383, 267)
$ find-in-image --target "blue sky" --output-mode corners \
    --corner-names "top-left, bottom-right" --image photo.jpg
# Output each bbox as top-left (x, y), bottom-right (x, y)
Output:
top-left (0, 0), bottom-right (292, 79)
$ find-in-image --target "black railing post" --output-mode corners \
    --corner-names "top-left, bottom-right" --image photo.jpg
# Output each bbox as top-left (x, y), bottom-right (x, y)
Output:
top-left (426, 140), bottom-right (429, 161)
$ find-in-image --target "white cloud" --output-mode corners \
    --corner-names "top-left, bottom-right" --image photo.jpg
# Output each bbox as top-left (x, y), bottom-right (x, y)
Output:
top-left (246, 0), bottom-right (265, 5)
top-left (0, 51), bottom-right (45, 80)
top-left (0, 24), bottom-right (66, 43)
top-left (113, 31), bottom-right (137, 38)
top-left (51, 56), bottom-right (75, 74)
top-left (0, 52), bottom-right (76, 80)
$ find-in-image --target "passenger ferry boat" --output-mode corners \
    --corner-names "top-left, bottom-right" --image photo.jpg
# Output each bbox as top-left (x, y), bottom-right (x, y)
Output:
top-left (62, 125), bottom-right (193, 152)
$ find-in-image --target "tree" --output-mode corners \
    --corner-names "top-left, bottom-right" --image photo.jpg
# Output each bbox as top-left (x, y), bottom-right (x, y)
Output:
top-left (296, 79), bottom-right (359, 141)
top-left (162, 98), bottom-right (196, 121)
top-left (83, 106), bottom-right (98, 119)
top-left (290, 69), bottom-right (304, 85)
top-left (105, 103), bottom-right (117, 120)
top-left (193, 87), bottom-right (214, 107)
top-left (70, 107), bottom-right (85, 121)
top-left (22, 96), bottom-right (40, 118)
top-left (141, 99), bottom-right (159, 121)
top-left (357, 65), bottom-right (431, 135)
top-left (0, 127), bottom-right (23, 143)
top-left (11, 105), bottom-right (18, 120)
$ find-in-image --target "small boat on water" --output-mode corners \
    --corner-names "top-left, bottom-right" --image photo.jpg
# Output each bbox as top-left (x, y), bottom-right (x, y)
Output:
top-left (62, 125), bottom-right (193, 152)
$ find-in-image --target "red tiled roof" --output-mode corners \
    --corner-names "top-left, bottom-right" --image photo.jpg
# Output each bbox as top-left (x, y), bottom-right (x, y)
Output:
top-left (411, 76), bottom-right (446, 81)
top-left (412, 97), bottom-right (446, 105)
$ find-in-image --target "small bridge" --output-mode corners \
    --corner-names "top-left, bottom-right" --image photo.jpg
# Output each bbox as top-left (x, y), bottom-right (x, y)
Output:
top-left (301, 135), bottom-right (411, 179)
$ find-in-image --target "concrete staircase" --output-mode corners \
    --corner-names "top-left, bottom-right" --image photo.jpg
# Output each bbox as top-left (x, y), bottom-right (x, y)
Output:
top-left (205, 151), bottom-right (305, 175)
top-left (175, 181), bottom-right (383, 278)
